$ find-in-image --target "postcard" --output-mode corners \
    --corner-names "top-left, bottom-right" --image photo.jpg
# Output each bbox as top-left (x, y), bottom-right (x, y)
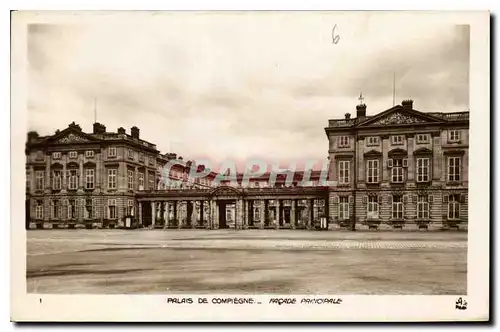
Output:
top-left (10, 10), bottom-right (490, 322)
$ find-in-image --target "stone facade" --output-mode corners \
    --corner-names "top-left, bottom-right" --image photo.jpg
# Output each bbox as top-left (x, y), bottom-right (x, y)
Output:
top-left (325, 99), bottom-right (469, 229)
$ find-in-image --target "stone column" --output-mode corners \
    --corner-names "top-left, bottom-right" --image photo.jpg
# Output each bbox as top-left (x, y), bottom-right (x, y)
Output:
top-left (308, 199), bottom-right (314, 229)
top-left (174, 201), bottom-right (180, 229)
top-left (208, 200), bottom-right (214, 229)
top-left (62, 163), bottom-right (67, 191)
top-left (78, 157), bottom-right (84, 189)
top-left (191, 201), bottom-right (197, 228)
top-left (259, 200), bottom-right (265, 229)
top-left (264, 200), bottom-right (269, 228)
top-left (291, 199), bottom-right (296, 229)
top-left (275, 199), bottom-right (280, 229)
top-left (407, 135), bottom-right (414, 182)
top-left (151, 201), bottom-right (156, 228)
top-left (200, 201), bottom-right (205, 227)
top-left (382, 136), bottom-right (389, 182)
top-left (244, 200), bottom-right (249, 229)
top-left (45, 156), bottom-right (50, 191)
top-left (138, 202), bottom-right (143, 226)
top-left (164, 201), bottom-right (170, 228)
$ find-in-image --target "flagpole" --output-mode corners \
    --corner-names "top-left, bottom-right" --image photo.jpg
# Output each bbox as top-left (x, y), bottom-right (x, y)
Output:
top-left (392, 72), bottom-right (396, 106)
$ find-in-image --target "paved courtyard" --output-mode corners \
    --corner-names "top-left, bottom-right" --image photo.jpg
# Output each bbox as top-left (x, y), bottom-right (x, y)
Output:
top-left (27, 229), bottom-right (467, 295)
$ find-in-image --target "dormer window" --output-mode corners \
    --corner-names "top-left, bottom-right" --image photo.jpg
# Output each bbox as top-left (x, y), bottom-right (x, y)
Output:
top-left (69, 151), bottom-right (78, 159)
top-left (52, 152), bottom-right (61, 159)
top-left (416, 134), bottom-right (430, 144)
top-left (338, 136), bottom-right (350, 148)
top-left (366, 136), bottom-right (380, 146)
top-left (449, 130), bottom-right (461, 142)
top-left (391, 135), bottom-right (404, 145)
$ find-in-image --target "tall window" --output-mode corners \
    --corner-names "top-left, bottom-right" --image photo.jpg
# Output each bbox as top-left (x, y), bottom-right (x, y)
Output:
top-left (138, 172), bottom-right (144, 189)
top-left (339, 196), bottom-right (349, 220)
top-left (367, 196), bottom-right (379, 219)
top-left (448, 157), bottom-right (461, 182)
top-left (108, 147), bottom-right (117, 158)
top-left (417, 195), bottom-right (430, 219)
top-left (149, 156), bottom-right (154, 166)
top-left (51, 199), bottom-right (61, 219)
top-left (35, 200), bottom-right (44, 220)
top-left (128, 170), bottom-right (134, 190)
top-left (149, 173), bottom-right (154, 190)
top-left (449, 130), bottom-right (460, 142)
top-left (391, 159), bottom-right (404, 183)
top-left (366, 160), bottom-right (379, 183)
top-left (416, 158), bottom-right (430, 182)
top-left (127, 149), bottom-right (134, 160)
top-left (84, 198), bottom-right (93, 219)
top-left (68, 169), bottom-right (78, 190)
top-left (68, 199), bottom-right (76, 220)
top-left (108, 169), bottom-right (117, 189)
top-left (85, 169), bottom-right (95, 189)
top-left (35, 171), bottom-right (44, 190)
top-left (108, 199), bottom-right (117, 219)
top-left (338, 136), bottom-right (349, 148)
top-left (53, 170), bottom-right (62, 190)
top-left (392, 195), bottom-right (404, 219)
top-left (139, 153), bottom-right (145, 162)
top-left (448, 195), bottom-right (460, 220)
top-left (339, 160), bottom-right (350, 184)
top-left (127, 200), bottom-right (134, 216)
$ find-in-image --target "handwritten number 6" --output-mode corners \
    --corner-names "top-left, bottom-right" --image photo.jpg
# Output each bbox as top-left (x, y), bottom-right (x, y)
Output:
top-left (332, 24), bottom-right (340, 44)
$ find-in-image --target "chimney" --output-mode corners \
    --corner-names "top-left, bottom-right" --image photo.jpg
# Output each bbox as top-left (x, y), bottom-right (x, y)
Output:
top-left (345, 113), bottom-right (351, 119)
top-left (402, 99), bottom-right (414, 109)
top-left (27, 131), bottom-right (39, 143)
top-left (117, 127), bottom-right (126, 135)
top-left (69, 122), bottom-right (82, 131)
top-left (131, 126), bottom-right (140, 139)
top-left (93, 122), bottom-right (106, 134)
top-left (356, 103), bottom-right (367, 119)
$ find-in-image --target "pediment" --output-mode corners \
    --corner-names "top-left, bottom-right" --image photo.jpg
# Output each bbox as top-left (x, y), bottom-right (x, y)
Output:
top-left (55, 132), bottom-right (92, 144)
top-left (49, 126), bottom-right (97, 145)
top-left (357, 107), bottom-right (444, 127)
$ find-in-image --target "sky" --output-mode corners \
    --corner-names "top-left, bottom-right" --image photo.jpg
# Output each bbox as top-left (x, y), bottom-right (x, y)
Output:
top-left (27, 12), bottom-right (470, 171)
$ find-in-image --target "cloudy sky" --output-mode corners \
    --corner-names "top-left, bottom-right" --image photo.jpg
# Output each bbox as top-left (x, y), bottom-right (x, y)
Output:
top-left (27, 12), bottom-right (469, 170)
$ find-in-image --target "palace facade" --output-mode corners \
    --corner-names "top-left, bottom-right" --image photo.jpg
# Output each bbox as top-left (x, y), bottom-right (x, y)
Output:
top-left (325, 99), bottom-right (469, 229)
top-left (25, 98), bottom-right (469, 230)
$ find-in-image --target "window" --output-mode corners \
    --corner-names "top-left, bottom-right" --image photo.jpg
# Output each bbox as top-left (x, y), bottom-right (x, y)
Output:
top-left (68, 199), bottom-right (76, 220)
top-left (139, 153), bottom-right (145, 162)
top-left (68, 169), bottom-right (78, 190)
top-left (448, 157), bottom-right (461, 182)
top-left (127, 200), bottom-right (134, 216)
top-left (254, 182), bottom-right (260, 188)
top-left (448, 195), bottom-right (460, 220)
top-left (35, 151), bottom-right (44, 160)
top-left (128, 170), bottom-right (134, 190)
top-left (417, 195), bottom-right (430, 220)
top-left (391, 135), bottom-right (403, 145)
top-left (416, 158), bottom-right (430, 182)
top-left (35, 171), bottom-right (44, 190)
top-left (367, 196), bottom-right (379, 220)
top-left (149, 173), bottom-right (154, 190)
top-left (51, 199), bottom-right (61, 219)
top-left (108, 147), bottom-right (117, 158)
top-left (84, 198), bottom-right (93, 219)
top-left (52, 152), bottom-right (61, 159)
top-left (338, 160), bottom-right (350, 184)
top-left (35, 200), bottom-right (44, 220)
top-left (449, 130), bottom-right (460, 142)
top-left (127, 149), bottom-right (135, 160)
top-left (392, 195), bottom-right (404, 219)
top-left (338, 196), bottom-right (349, 220)
top-left (149, 156), bottom-right (154, 166)
top-left (416, 134), bottom-right (430, 144)
top-left (138, 172), bottom-right (144, 189)
top-left (26, 169), bottom-right (30, 191)
top-left (69, 151), bottom-right (78, 159)
top-left (108, 169), bottom-right (117, 189)
top-left (338, 136), bottom-right (349, 148)
top-left (366, 160), bottom-right (379, 183)
top-left (108, 199), bottom-right (117, 219)
top-left (85, 169), bottom-right (95, 189)
top-left (391, 159), bottom-right (404, 183)
top-left (51, 170), bottom-right (61, 190)
top-left (85, 150), bottom-right (94, 158)
top-left (366, 136), bottom-right (380, 146)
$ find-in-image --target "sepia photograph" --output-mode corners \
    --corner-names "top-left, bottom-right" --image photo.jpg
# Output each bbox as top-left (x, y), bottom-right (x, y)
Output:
top-left (10, 10), bottom-right (490, 322)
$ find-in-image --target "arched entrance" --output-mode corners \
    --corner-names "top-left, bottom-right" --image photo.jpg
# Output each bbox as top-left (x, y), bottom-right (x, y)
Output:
top-left (209, 186), bottom-right (243, 229)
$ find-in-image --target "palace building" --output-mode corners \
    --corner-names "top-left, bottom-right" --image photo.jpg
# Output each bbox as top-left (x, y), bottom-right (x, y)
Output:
top-left (325, 99), bottom-right (469, 229)
top-left (25, 98), bottom-right (469, 230)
